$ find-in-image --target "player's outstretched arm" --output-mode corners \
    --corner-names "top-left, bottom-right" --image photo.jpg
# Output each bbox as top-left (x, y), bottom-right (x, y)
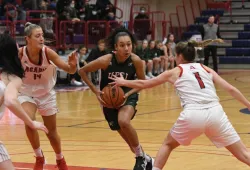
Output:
top-left (47, 48), bottom-right (77, 74)
top-left (110, 67), bottom-right (177, 89)
top-left (4, 75), bottom-right (48, 134)
top-left (123, 54), bottom-right (145, 97)
top-left (205, 65), bottom-right (250, 110)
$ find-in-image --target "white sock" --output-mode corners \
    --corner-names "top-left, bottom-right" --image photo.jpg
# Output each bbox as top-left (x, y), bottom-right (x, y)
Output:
top-left (56, 153), bottom-right (63, 160)
top-left (144, 153), bottom-right (151, 162)
top-left (34, 148), bottom-right (43, 157)
top-left (133, 145), bottom-right (144, 157)
top-left (153, 167), bottom-right (161, 170)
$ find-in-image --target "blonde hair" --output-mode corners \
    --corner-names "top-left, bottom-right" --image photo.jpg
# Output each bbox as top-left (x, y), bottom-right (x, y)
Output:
top-left (24, 22), bottom-right (41, 37)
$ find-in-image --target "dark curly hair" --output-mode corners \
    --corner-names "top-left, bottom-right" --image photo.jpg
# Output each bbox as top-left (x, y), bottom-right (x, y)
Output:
top-left (105, 27), bottom-right (137, 51)
top-left (0, 34), bottom-right (25, 78)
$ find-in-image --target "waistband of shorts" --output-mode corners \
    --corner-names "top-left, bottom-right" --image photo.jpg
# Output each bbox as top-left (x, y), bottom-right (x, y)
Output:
top-left (183, 101), bottom-right (220, 109)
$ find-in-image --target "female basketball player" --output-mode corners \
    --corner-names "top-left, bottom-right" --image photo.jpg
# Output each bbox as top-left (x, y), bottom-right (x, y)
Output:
top-left (110, 40), bottom-right (250, 169)
top-left (0, 34), bottom-right (48, 170)
top-left (79, 27), bottom-right (153, 170)
top-left (18, 22), bottom-right (77, 170)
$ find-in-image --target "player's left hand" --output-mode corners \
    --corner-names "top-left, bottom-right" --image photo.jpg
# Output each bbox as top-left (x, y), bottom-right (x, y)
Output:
top-left (68, 51), bottom-right (77, 67)
top-left (109, 73), bottom-right (125, 87)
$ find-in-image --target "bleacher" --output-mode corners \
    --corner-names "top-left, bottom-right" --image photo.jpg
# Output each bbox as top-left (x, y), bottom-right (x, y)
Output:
top-left (0, 0), bottom-right (250, 68)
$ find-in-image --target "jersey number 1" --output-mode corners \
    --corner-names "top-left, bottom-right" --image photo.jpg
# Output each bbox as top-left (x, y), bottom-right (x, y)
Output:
top-left (193, 72), bottom-right (205, 89)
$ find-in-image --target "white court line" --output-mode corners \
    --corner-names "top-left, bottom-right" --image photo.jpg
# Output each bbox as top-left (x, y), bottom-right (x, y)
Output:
top-left (15, 168), bottom-right (48, 170)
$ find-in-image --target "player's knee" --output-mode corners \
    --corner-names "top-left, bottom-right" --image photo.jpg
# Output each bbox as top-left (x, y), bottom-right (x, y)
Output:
top-left (46, 128), bottom-right (58, 139)
top-left (118, 118), bottom-right (131, 129)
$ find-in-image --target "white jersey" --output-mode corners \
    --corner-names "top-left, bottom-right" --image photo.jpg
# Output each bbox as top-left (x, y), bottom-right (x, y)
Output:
top-left (19, 46), bottom-right (57, 97)
top-left (0, 79), bottom-right (6, 120)
top-left (174, 63), bottom-right (219, 107)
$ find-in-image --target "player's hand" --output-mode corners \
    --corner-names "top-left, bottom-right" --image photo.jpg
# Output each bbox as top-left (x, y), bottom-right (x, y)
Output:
top-left (95, 90), bottom-right (107, 107)
top-left (30, 121), bottom-right (48, 134)
top-left (68, 51), bottom-right (77, 67)
top-left (109, 73), bottom-right (125, 87)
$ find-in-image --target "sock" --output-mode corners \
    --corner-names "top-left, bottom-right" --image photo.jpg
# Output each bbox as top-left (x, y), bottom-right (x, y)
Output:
top-left (153, 167), bottom-right (161, 170)
top-left (34, 148), bottom-right (43, 157)
top-left (56, 153), bottom-right (63, 160)
top-left (144, 153), bottom-right (151, 162)
top-left (133, 145), bottom-right (144, 157)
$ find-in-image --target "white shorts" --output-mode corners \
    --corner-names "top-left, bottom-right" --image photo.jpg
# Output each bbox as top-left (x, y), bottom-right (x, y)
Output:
top-left (0, 143), bottom-right (10, 163)
top-left (170, 104), bottom-right (240, 148)
top-left (18, 90), bottom-right (58, 116)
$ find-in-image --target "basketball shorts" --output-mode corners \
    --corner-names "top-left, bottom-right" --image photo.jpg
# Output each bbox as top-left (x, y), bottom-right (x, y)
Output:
top-left (0, 143), bottom-right (10, 163)
top-left (170, 104), bottom-right (240, 148)
top-left (102, 93), bottom-right (138, 131)
top-left (18, 90), bottom-right (58, 116)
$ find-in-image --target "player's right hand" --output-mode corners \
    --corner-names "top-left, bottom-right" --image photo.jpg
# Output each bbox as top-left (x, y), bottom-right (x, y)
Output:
top-left (31, 121), bottom-right (48, 134)
top-left (95, 90), bottom-right (107, 107)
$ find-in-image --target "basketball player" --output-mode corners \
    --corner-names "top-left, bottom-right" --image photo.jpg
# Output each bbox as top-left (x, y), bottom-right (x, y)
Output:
top-left (0, 34), bottom-right (48, 170)
top-left (18, 22), bottom-right (77, 170)
top-left (79, 27), bottom-right (154, 170)
top-left (110, 40), bottom-right (250, 169)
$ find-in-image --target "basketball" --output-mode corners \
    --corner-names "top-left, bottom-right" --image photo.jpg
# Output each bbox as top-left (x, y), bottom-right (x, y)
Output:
top-left (101, 85), bottom-right (125, 108)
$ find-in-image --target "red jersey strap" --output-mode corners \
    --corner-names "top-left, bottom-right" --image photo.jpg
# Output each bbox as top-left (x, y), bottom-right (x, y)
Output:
top-left (200, 63), bottom-right (210, 73)
top-left (177, 66), bottom-right (183, 77)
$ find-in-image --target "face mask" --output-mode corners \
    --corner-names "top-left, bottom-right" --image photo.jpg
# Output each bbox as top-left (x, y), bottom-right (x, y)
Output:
top-left (92, 11), bottom-right (97, 15)
top-left (108, 16), bottom-right (115, 20)
top-left (70, 4), bottom-right (75, 8)
top-left (140, 10), bottom-right (145, 14)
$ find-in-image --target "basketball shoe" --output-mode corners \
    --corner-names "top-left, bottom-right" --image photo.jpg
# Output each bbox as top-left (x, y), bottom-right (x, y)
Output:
top-left (146, 155), bottom-right (154, 170)
top-left (33, 156), bottom-right (45, 170)
top-left (133, 156), bottom-right (147, 170)
top-left (56, 157), bottom-right (68, 170)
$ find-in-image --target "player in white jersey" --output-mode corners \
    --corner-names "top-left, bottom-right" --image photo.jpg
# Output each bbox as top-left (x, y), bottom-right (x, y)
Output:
top-left (0, 34), bottom-right (48, 170)
top-left (18, 22), bottom-right (77, 170)
top-left (110, 40), bottom-right (250, 169)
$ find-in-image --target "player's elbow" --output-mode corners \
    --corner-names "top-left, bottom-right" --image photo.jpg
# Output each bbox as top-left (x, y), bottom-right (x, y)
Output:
top-left (226, 85), bottom-right (237, 94)
top-left (78, 68), bottom-right (87, 77)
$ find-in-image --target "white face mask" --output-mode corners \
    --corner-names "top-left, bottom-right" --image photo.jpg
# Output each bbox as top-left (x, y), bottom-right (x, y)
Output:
top-left (92, 11), bottom-right (97, 15)
top-left (140, 10), bottom-right (145, 14)
top-left (70, 4), bottom-right (75, 8)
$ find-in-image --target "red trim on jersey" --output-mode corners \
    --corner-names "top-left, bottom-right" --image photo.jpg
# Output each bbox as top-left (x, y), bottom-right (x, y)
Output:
top-left (200, 63), bottom-right (210, 73)
top-left (19, 47), bottom-right (24, 60)
top-left (45, 47), bottom-right (51, 64)
top-left (25, 47), bottom-right (43, 66)
top-left (178, 66), bottom-right (183, 77)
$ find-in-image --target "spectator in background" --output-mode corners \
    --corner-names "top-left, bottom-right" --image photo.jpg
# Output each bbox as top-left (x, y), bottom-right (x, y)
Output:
top-left (74, 0), bottom-right (86, 19)
top-left (96, 0), bottom-right (115, 20)
top-left (57, 0), bottom-right (80, 49)
top-left (86, 39), bottom-right (107, 85)
top-left (22, 0), bottom-right (39, 10)
top-left (166, 33), bottom-right (176, 69)
top-left (200, 15), bottom-right (222, 73)
top-left (2, 0), bottom-right (26, 21)
top-left (147, 40), bottom-right (161, 76)
top-left (86, 39), bottom-right (107, 63)
top-left (70, 45), bottom-right (88, 86)
top-left (135, 39), bottom-right (151, 79)
top-left (156, 41), bottom-right (168, 73)
top-left (39, 0), bottom-right (54, 35)
top-left (134, 7), bottom-right (150, 40)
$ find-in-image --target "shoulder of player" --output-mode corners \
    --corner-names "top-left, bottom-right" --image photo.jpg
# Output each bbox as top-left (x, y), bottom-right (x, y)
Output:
top-left (130, 53), bottom-right (143, 66)
top-left (131, 53), bottom-right (141, 62)
top-left (96, 53), bottom-right (113, 67)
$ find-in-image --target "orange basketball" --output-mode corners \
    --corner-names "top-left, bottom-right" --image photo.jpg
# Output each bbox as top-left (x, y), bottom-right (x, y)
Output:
top-left (101, 85), bottom-right (125, 108)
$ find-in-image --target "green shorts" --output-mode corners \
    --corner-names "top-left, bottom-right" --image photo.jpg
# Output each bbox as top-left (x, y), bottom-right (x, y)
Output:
top-left (102, 93), bottom-right (138, 131)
